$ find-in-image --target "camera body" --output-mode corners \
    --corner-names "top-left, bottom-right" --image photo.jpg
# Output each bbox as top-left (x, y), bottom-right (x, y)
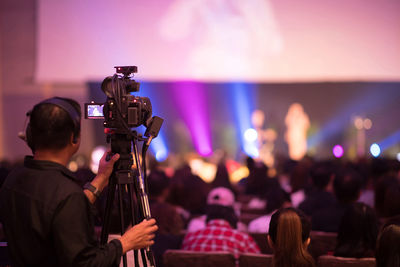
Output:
top-left (85, 66), bottom-right (152, 129)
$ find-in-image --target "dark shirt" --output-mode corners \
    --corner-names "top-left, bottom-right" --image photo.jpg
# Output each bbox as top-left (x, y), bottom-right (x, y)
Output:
top-left (299, 190), bottom-right (336, 217)
top-left (311, 201), bottom-right (350, 232)
top-left (0, 156), bottom-right (122, 267)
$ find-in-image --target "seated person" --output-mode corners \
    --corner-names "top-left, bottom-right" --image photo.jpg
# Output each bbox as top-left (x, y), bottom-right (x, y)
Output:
top-left (181, 201), bottom-right (260, 258)
top-left (248, 185), bottom-right (291, 233)
top-left (375, 174), bottom-right (400, 221)
top-left (298, 161), bottom-right (336, 216)
top-left (268, 207), bottom-right (315, 267)
top-left (187, 187), bottom-right (246, 232)
top-left (147, 170), bottom-right (185, 267)
top-left (334, 202), bottom-right (378, 258)
top-left (312, 167), bottom-right (363, 232)
top-left (376, 223), bottom-right (400, 267)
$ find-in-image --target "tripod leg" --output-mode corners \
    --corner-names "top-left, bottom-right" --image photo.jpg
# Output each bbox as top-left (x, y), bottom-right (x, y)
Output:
top-left (118, 184), bottom-right (128, 267)
top-left (128, 182), bottom-right (142, 267)
top-left (101, 175), bottom-right (116, 245)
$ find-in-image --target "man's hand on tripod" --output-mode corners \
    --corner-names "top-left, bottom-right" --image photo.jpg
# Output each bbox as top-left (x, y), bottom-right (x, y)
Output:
top-left (84, 151), bottom-right (120, 204)
top-left (119, 219), bottom-right (158, 254)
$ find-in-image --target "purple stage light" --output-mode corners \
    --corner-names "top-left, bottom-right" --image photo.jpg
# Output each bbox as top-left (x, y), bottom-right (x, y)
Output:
top-left (333, 145), bottom-right (344, 158)
top-left (171, 82), bottom-right (212, 156)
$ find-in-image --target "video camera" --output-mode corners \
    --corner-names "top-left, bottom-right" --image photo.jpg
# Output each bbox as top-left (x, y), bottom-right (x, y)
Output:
top-left (85, 66), bottom-right (162, 267)
top-left (85, 66), bottom-right (153, 130)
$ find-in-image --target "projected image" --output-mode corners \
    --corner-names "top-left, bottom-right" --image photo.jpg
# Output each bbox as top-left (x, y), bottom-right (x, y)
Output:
top-left (36, 0), bottom-right (400, 82)
top-left (159, 0), bottom-right (282, 80)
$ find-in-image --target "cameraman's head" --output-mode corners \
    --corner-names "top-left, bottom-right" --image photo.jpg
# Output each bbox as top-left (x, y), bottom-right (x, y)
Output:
top-left (28, 97), bottom-right (81, 154)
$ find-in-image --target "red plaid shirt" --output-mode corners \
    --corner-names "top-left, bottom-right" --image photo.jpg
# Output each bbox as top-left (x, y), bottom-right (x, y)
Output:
top-left (181, 219), bottom-right (260, 258)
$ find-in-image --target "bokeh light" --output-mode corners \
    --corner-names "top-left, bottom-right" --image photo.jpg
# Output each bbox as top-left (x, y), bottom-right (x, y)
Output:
top-left (363, 118), bottom-right (372, 130)
top-left (370, 143), bottom-right (381, 157)
top-left (244, 128), bottom-right (258, 142)
top-left (354, 116), bottom-right (364, 130)
top-left (333, 145), bottom-right (344, 158)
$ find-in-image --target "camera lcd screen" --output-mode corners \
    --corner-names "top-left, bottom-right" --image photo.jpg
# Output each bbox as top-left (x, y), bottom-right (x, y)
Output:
top-left (85, 104), bottom-right (104, 119)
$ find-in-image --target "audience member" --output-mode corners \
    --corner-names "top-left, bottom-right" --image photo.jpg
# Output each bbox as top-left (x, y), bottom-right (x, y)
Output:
top-left (312, 167), bottom-right (363, 232)
top-left (334, 202), bottom-right (378, 258)
top-left (187, 187), bottom-right (246, 232)
top-left (374, 174), bottom-right (400, 220)
top-left (211, 162), bottom-right (235, 192)
top-left (240, 158), bottom-right (270, 197)
top-left (168, 164), bottom-right (210, 217)
top-left (376, 224), bottom-right (400, 267)
top-left (148, 170), bottom-right (184, 235)
top-left (289, 157), bottom-right (313, 208)
top-left (268, 207), bottom-right (315, 267)
top-left (248, 184), bottom-right (291, 233)
top-left (298, 161), bottom-right (336, 216)
top-left (147, 170), bottom-right (184, 267)
top-left (181, 201), bottom-right (260, 258)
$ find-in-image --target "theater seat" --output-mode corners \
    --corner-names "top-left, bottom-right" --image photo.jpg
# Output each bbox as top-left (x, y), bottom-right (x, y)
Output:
top-left (0, 242), bottom-right (10, 267)
top-left (163, 249), bottom-right (236, 267)
top-left (309, 231), bottom-right (337, 259)
top-left (317, 255), bottom-right (376, 267)
top-left (248, 232), bottom-right (273, 254)
top-left (239, 253), bottom-right (273, 267)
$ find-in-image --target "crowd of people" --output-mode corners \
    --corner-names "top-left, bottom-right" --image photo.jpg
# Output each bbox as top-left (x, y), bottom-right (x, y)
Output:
top-left (0, 97), bottom-right (400, 267)
top-left (142, 154), bottom-right (400, 267)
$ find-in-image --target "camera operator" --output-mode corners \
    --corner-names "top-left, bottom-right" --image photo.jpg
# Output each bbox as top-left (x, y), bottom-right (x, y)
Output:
top-left (0, 97), bottom-right (158, 267)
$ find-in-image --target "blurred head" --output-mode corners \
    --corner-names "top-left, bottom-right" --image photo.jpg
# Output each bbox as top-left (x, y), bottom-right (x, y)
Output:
top-left (28, 97), bottom-right (81, 152)
top-left (333, 168), bottom-right (363, 203)
top-left (206, 204), bottom-right (238, 229)
top-left (211, 163), bottom-right (232, 189)
top-left (268, 208), bottom-right (315, 267)
top-left (375, 175), bottom-right (400, 218)
top-left (207, 187), bottom-right (235, 207)
top-left (265, 185), bottom-right (291, 214)
top-left (376, 224), bottom-right (400, 267)
top-left (334, 202), bottom-right (379, 258)
top-left (310, 161), bottom-right (335, 190)
top-left (148, 170), bottom-right (170, 199)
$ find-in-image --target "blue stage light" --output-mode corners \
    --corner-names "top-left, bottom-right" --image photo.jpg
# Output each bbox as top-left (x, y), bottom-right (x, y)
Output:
top-left (370, 143), bottom-right (381, 157)
top-left (230, 83), bottom-right (257, 157)
top-left (137, 83), bottom-right (169, 160)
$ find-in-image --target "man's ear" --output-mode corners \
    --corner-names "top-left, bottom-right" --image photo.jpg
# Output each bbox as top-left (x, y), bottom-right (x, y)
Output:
top-left (70, 133), bottom-right (80, 147)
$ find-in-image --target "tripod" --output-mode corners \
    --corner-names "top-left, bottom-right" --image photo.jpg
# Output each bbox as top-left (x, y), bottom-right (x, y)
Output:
top-left (100, 131), bottom-right (155, 267)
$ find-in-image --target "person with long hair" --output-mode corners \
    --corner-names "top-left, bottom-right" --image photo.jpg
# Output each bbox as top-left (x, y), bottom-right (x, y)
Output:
top-left (268, 208), bottom-right (315, 267)
top-left (376, 224), bottom-right (400, 267)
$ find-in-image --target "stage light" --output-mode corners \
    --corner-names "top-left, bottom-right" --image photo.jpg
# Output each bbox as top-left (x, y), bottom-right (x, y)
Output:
top-left (244, 128), bottom-right (258, 142)
top-left (370, 143), bottom-right (381, 157)
top-left (333, 145), bottom-right (344, 158)
top-left (153, 138), bottom-right (168, 161)
top-left (136, 83), bottom-right (170, 161)
top-left (230, 83), bottom-right (256, 157)
top-left (363, 118), bottom-right (372, 130)
top-left (354, 116), bottom-right (364, 130)
top-left (308, 89), bottom-right (396, 152)
top-left (171, 82), bottom-right (212, 156)
top-left (378, 130), bottom-right (400, 152)
top-left (244, 143), bottom-right (259, 158)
